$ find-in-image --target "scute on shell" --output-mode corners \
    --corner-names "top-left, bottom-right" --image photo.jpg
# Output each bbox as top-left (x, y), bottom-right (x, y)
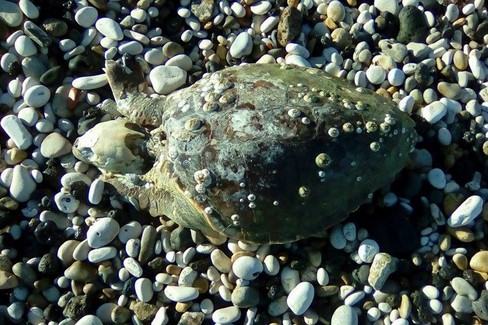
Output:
top-left (76, 62), bottom-right (417, 244)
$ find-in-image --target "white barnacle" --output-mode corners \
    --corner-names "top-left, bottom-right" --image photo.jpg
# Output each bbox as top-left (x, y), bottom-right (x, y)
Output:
top-left (315, 153), bottom-right (332, 168)
top-left (231, 214), bottom-right (240, 221)
top-left (177, 100), bottom-right (187, 108)
top-left (350, 161), bottom-right (357, 167)
top-left (249, 202), bottom-right (256, 209)
top-left (185, 118), bottom-right (202, 131)
top-left (356, 101), bottom-right (367, 110)
top-left (301, 117), bottom-right (311, 125)
top-left (365, 121), bottom-right (378, 133)
top-left (380, 122), bottom-right (391, 133)
top-left (239, 182), bottom-right (246, 188)
top-left (247, 194), bottom-right (256, 201)
top-left (356, 176), bottom-right (362, 182)
top-left (342, 122), bottom-right (354, 133)
top-left (318, 171), bottom-right (326, 178)
top-left (195, 183), bottom-right (206, 194)
top-left (370, 141), bottom-right (380, 152)
top-left (384, 114), bottom-right (396, 125)
top-left (204, 207), bottom-right (213, 214)
top-left (303, 93), bottom-right (318, 103)
top-left (194, 169), bottom-right (212, 187)
top-left (273, 201), bottom-right (279, 206)
top-left (328, 127), bottom-right (339, 138)
top-left (287, 108), bottom-right (301, 118)
top-left (298, 186), bottom-right (310, 198)
top-left (204, 92), bottom-right (219, 102)
top-left (202, 101), bottom-right (219, 112)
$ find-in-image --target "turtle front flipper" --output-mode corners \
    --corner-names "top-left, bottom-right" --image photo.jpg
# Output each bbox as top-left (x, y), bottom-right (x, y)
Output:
top-left (105, 57), bottom-right (166, 127)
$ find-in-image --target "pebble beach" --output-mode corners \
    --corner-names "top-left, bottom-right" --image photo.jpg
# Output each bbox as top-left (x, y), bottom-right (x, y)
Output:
top-left (1, 0), bottom-right (488, 324)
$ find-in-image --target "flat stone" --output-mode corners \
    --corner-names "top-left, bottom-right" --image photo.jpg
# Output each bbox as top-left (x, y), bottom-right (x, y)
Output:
top-left (368, 252), bottom-right (398, 290)
top-left (40, 133), bottom-right (72, 158)
top-left (437, 82), bottom-right (461, 99)
top-left (57, 239), bottom-right (80, 265)
top-left (86, 217), bottom-right (120, 248)
top-left (287, 282), bottom-right (314, 315)
top-left (210, 249), bottom-right (231, 273)
top-left (165, 54), bottom-right (193, 71)
top-left (420, 101), bottom-right (447, 124)
top-left (149, 66), bottom-right (187, 95)
top-left (110, 306), bottom-right (131, 323)
top-left (473, 290), bottom-right (488, 321)
top-left (19, 0), bottom-right (38, 19)
top-left (72, 74), bottom-right (108, 90)
top-left (331, 305), bottom-right (358, 325)
top-left (1, 115), bottom-right (32, 150)
top-left (451, 294), bottom-right (472, 313)
top-left (268, 296), bottom-right (288, 316)
top-left (0, 271), bottom-right (18, 289)
top-left (164, 286), bottom-right (199, 302)
top-left (139, 225), bottom-right (157, 265)
top-left (88, 178), bottom-right (104, 205)
top-left (0, 0), bottom-right (23, 27)
top-left (212, 306), bottom-right (241, 324)
top-left (123, 257), bottom-right (143, 277)
top-left (88, 246), bottom-right (117, 263)
top-left (277, 6), bottom-right (302, 47)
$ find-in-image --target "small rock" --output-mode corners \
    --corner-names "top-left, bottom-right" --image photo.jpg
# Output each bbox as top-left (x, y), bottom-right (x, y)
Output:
top-left (164, 286), bottom-right (199, 302)
top-left (357, 239), bottom-right (379, 263)
top-left (231, 286), bottom-right (260, 308)
top-left (9, 165), bottom-right (36, 202)
top-left (86, 217), bottom-right (120, 248)
top-left (75, 315), bottom-right (102, 325)
top-left (368, 252), bottom-right (398, 290)
top-left (472, 290), bottom-right (488, 321)
top-left (366, 65), bottom-right (386, 85)
top-left (88, 246), bottom-right (117, 263)
top-left (277, 6), bottom-right (302, 47)
top-left (191, 0), bottom-right (215, 23)
top-left (149, 66), bottom-right (187, 95)
top-left (327, 1), bottom-right (345, 22)
top-left (232, 256), bottom-right (263, 280)
top-left (119, 221), bottom-right (142, 244)
top-left (281, 266), bottom-right (300, 294)
top-left (0, 0), bottom-right (23, 27)
top-left (331, 305), bottom-right (358, 325)
top-left (75, 6), bottom-right (98, 28)
top-left (1, 115), bottom-right (32, 150)
top-left (287, 282), bottom-right (314, 315)
top-left (397, 5), bottom-right (428, 44)
top-left (42, 18), bottom-right (68, 37)
top-left (95, 17), bottom-right (123, 41)
top-left (420, 101), bottom-right (447, 124)
top-left (54, 192), bottom-right (80, 213)
top-left (212, 306), bottom-right (241, 324)
top-left (40, 133), bottom-right (72, 158)
top-left (469, 251), bottom-right (488, 273)
top-left (437, 82), bottom-right (461, 99)
top-left (450, 277), bottom-right (477, 300)
top-left (210, 249), bottom-right (231, 273)
top-left (450, 294), bottom-right (472, 313)
top-left (139, 225), bottom-right (157, 265)
top-left (0, 271), bottom-right (18, 289)
top-left (230, 32), bottom-right (253, 59)
top-left (132, 302), bottom-right (158, 322)
top-left (135, 278), bottom-right (153, 303)
top-left (72, 74), bottom-right (108, 90)
top-left (64, 261), bottom-right (97, 282)
top-left (447, 195), bottom-right (483, 227)
top-left (427, 168), bottom-right (446, 189)
top-left (111, 306), bottom-right (131, 324)
top-left (14, 35), bottom-right (37, 57)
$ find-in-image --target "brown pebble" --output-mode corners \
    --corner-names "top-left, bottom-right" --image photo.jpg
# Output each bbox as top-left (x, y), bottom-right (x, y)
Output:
top-left (399, 294), bottom-right (412, 319)
top-left (111, 305), bottom-right (131, 323)
top-left (9, 148), bottom-right (27, 164)
top-left (316, 285), bottom-right (339, 297)
top-left (230, 251), bottom-right (254, 263)
top-left (452, 253), bottom-right (468, 270)
top-left (0, 270), bottom-right (18, 289)
top-left (443, 193), bottom-right (465, 216)
top-left (453, 50), bottom-right (468, 70)
top-left (193, 277), bottom-right (209, 293)
top-left (448, 227), bottom-right (475, 242)
top-left (325, 17), bottom-right (337, 30)
top-left (0, 196), bottom-right (18, 210)
top-left (166, 264), bottom-right (182, 275)
top-left (438, 234), bottom-right (451, 251)
top-left (277, 6), bottom-right (302, 47)
top-left (470, 251), bottom-right (488, 273)
top-left (176, 302), bottom-right (192, 313)
top-left (482, 202), bottom-right (488, 221)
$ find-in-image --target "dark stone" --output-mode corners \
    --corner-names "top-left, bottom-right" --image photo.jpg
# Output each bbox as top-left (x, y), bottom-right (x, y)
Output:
top-left (68, 50), bottom-right (103, 76)
top-left (7, 60), bottom-right (22, 77)
top-left (24, 21), bottom-right (52, 48)
top-left (474, 21), bottom-right (488, 42)
top-left (44, 304), bottom-right (63, 322)
top-left (170, 226), bottom-right (193, 251)
top-left (63, 295), bottom-right (92, 321)
top-left (473, 290), bottom-right (488, 321)
top-left (205, 60), bottom-right (222, 73)
top-left (38, 253), bottom-right (60, 276)
top-left (414, 63), bottom-right (434, 88)
top-left (69, 181), bottom-right (89, 201)
top-left (40, 66), bottom-right (65, 86)
top-left (42, 18), bottom-right (68, 37)
top-left (438, 262), bottom-right (460, 280)
top-left (277, 6), bottom-right (302, 47)
top-left (99, 264), bottom-right (117, 284)
top-left (396, 6), bottom-right (428, 44)
top-left (375, 12), bottom-right (399, 38)
top-left (189, 258), bottom-right (212, 273)
top-left (267, 284), bottom-right (285, 300)
top-left (145, 257), bottom-right (166, 277)
top-left (0, 209), bottom-right (15, 229)
top-left (352, 265), bottom-right (370, 285)
top-left (191, 0), bottom-right (215, 23)
top-left (231, 286), bottom-right (260, 308)
top-left (34, 221), bottom-right (63, 245)
top-left (42, 159), bottom-right (64, 190)
top-left (410, 290), bottom-right (432, 323)
top-left (122, 277), bottom-right (137, 296)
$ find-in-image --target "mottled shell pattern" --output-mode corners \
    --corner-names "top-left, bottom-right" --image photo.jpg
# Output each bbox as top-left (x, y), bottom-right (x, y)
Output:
top-left (74, 62), bottom-right (417, 244)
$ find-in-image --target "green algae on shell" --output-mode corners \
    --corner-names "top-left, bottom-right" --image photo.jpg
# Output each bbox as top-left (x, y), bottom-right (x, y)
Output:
top-left (73, 62), bottom-right (417, 244)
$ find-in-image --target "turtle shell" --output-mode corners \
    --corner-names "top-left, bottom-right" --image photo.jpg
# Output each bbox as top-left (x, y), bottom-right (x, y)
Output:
top-left (147, 64), bottom-right (416, 243)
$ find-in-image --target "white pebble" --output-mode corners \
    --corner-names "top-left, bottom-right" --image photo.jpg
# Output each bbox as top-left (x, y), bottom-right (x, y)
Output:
top-left (366, 65), bottom-right (386, 84)
top-left (72, 74), bottom-right (108, 90)
top-left (447, 195), bottom-right (484, 227)
top-left (287, 282), bottom-right (314, 315)
top-left (164, 286), bottom-right (199, 302)
top-left (88, 178), bottom-right (104, 205)
top-left (149, 66), bottom-right (187, 95)
top-left (95, 17), bottom-right (123, 41)
top-left (54, 192), bottom-right (80, 213)
top-left (330, 225), bottom-right (347, 250)
top-left (357, 239), bottom-right (379, 263)
top-left (14, 35), bottom-right (37, 57)
top-left (87, 217), bottom-right (120, 248)
top-left (420, 101), bottom-right (447, 124)
top-left (1, 115), bottom-right (32, 150)
top-left (19, 0), bottom-right (39, 19)
top-left (123, 257), bottom-right (143, 277)
top-left (75, 6), bottom-right (98, 28)
top-left (118, 221), bottom-right (142, 243)
top-left (230, 32), bottom-right (253, 59)
top-left (88, 246), bottom-right (117, 263)
top-left (135, 278), bottom-right (153, 303)
top-left (24, 85), bottom-right (50, 108)
top-left (263, 255), bottom-right (280, 276)
top-left (317, 267), bottom-right (329, 286)
top-left (232, 256), bottom-right (263, 280)
top-left (388, 68), bottom-right (405, 86)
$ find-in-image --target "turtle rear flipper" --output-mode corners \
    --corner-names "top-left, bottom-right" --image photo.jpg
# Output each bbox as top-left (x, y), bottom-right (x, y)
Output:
top-left (105, 58), bottom-right (166, 127)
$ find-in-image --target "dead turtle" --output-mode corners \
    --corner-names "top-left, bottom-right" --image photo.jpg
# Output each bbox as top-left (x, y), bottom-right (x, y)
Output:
top-left (73, 58), bottom-right (417, 244)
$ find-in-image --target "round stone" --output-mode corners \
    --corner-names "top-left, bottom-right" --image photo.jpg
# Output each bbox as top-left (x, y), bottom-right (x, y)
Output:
top-left (9, 165), bottom-right (36, 203)
top-left (229, 32), bottom-right (253, 58)
top-left (427, 168), bottom-right (446, 189)
top-left (24, 84), bottom-right (50, 108)
top-left (54, 192), bottom-right (80, 213)
top-left (86, 217), bottom-right (120, 248)
top-left (40, 133), bottom-right (72, 158)
top-left (327, 1), bottom-right (345, 22)
top-left (263, 255), bottom-right (280, 276)
top-left (75, 315), bottom-right (103, 325)
top-left (118, 221), bottom-right (142, 243)
top-left (469, 251), bottom-right (488, 273)
top-left (287, 282), bottom-right (314, 315)
top-left (357, 239), bottom-right (380, 263)
top-left (14, 35), bottom-right (37, 57)
top-left (365, 65), bottom-right (386, 84)
top-left (231, 286), bottom-right (260, 308)
top-left (331, 305), bottom-right (358, 325)
top-left (388, 68), bottom-right (405, 86)
top-left (135, 278), bottom-right (154, 303)
top-left (75, 7), bottom-right (98, 28)
top-left (95, 17), bottom-right (123, 41)
top-left (232, 256), bottom-right (263, 281)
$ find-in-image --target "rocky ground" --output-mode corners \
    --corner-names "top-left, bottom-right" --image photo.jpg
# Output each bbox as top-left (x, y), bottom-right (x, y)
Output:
top-left (1, 0), bottom-right (488, 324)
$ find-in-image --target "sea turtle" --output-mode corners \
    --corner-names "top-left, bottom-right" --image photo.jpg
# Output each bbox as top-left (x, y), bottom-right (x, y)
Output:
top-left (73, 58), bottom-right (417, 244)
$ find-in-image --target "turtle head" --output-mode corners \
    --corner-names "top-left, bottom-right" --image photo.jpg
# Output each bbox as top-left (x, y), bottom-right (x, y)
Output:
top-left (73, 119), bottom-right (154, 175)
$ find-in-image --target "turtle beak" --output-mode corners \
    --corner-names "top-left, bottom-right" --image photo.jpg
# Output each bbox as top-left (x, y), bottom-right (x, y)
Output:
top-left (73, 119), bottom-right (154, 175)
